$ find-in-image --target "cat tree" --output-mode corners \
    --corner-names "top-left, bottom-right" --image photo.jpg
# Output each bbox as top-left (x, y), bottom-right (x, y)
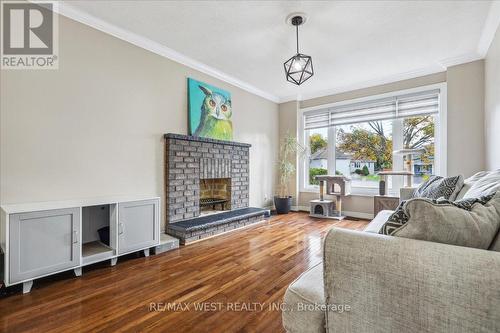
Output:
top-left (377, 148), bottom-right (425, 195)
top-left (310, 175), bottom-right (351, 220)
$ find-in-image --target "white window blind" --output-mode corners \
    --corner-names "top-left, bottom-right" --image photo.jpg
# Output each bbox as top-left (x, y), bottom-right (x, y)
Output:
top-left (304, 89), bottom-right (440, 130)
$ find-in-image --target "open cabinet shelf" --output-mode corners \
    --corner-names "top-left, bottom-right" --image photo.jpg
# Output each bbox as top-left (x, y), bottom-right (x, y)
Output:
top-left (82, 241), bottom-right (114, 265)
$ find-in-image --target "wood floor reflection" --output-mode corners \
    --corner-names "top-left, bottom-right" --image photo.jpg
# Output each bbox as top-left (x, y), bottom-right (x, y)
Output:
top-left (0, 212), bottom-right (368, 333)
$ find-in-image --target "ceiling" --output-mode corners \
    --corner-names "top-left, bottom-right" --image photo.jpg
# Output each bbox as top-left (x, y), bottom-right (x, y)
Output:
top-left (59, 1), bottom-right (498, 103)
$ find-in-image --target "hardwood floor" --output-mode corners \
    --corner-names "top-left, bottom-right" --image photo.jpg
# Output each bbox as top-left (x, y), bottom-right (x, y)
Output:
top-left (0, 212), bottom-right (368, 333)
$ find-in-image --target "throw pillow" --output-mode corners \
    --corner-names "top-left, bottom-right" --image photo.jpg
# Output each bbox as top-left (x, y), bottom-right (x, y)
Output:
top-left (455, 171), bottom-right (491, 200)
top-left (378, 201), bottom-right (408, 235)
top-left (379, 192), bottom-right (500, 249)
top-left (462, 169), bottom-right (500, 199)
top-left (411, 175), bottom-right (464, 201)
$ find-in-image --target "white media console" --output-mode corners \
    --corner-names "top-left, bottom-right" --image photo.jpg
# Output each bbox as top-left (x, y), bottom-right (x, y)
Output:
top-left (0, 196), bottom-right (161, 293)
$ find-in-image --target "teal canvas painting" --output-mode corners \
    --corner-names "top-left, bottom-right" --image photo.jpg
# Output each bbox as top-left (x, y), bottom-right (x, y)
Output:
top-left (188, 78), bottom-right (233, 141)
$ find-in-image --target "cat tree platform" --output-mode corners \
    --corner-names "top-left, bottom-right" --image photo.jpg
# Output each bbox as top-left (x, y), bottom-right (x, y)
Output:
top-left (310, 175), bottom-right (351, 220)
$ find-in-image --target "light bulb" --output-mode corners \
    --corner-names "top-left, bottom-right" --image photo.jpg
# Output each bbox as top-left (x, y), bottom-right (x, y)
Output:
top-left (292, 57), bottom-right (304, 71)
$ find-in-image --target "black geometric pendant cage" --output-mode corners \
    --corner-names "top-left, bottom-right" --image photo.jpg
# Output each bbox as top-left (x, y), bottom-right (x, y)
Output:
top-left (283, 15), bottom-right (314, 85)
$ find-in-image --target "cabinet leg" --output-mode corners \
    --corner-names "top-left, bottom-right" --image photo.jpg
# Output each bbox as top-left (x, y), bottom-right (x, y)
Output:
top-left (74, 267), bottom-right (82, 277)
top-left (23, 280), bottom-right (33, 294)
top-left (143, 248), bottom-right (150, 257)
top-left (110, 258), bottom-right (118, 266)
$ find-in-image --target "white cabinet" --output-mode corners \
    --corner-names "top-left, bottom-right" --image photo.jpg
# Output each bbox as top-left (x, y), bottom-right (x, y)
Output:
top-left (118, 199), bottom-right (159, 255)
top-left (9, 208), bottom-right (81, 284)
top-left (0, 196), bottom-right (160, 293)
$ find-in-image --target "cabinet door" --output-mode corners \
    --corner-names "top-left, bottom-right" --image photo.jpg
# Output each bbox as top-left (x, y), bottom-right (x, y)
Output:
top-left (118, 199), bottom-right (159, 254)
top-left (9, 208), bottom-right (81, 284)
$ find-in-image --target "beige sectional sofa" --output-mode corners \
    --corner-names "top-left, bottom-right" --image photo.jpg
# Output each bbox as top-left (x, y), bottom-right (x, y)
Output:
top-left (282, 170), bottom-right (500, 333)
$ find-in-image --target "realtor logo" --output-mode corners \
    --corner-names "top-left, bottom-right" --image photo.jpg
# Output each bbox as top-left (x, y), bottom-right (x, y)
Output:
top-left (1, 1), bottom-right (58, 69)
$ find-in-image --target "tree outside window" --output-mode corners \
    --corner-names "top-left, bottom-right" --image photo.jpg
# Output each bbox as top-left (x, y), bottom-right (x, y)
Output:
top-left (403, 116), bottom-right (435, 185)
top-left (336, 120), bottom-right (392, 187)
top-left (306, 116), bottom-right (435, 190)
top-left (336, 116), bottom-right (434, 187)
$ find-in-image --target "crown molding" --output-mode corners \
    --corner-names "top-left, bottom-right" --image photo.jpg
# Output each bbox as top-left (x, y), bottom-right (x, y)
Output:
top-left (477, 0), bottom-right (500, 57)
top-left (438, 52), bottom-right (484, 68)
top-left (50, 2), bottom-right (280, 103)
top-left (279, 64), bottom-right (446, 103)
top-left (42, 1), bottom-right (498, 105)
top-left (280, 50), bottom-right (487, 104)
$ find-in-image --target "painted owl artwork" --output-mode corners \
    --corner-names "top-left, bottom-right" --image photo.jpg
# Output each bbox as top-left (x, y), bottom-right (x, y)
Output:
top-left (188, 78), bottom-right (233, 141)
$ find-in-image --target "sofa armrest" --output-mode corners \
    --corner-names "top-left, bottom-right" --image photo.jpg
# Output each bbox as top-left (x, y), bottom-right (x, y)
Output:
top-left (323, 228), bottom-right (500, 333)
top-left (399, 187), bottom-right (416, 201)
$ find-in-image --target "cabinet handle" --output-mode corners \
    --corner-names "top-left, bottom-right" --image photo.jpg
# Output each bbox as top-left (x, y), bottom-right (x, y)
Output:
top-left (119, 223), bottom-right (124, 235)
top-left (72, 230), bottom-right (78, 244)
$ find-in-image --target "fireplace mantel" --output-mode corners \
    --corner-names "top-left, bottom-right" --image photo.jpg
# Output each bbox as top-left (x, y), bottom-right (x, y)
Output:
top-left (164, 133), bottom-right (251, 148)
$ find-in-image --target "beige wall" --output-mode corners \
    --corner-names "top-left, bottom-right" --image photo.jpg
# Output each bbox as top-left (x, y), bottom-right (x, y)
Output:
top-left (278, 101), bottom-right (299, 206)
top-left (447, 60), bottom-right (485, 177)
top-left (281, 62), bottom-right (486, 217)
top-left (485, 27), bottom-right (500, 170)
top-left (300, 72), bottom-right (447, 109)
top-left (0, 15), bottom-right (279, 230)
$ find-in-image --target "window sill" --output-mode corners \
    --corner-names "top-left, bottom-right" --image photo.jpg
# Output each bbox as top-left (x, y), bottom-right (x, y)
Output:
top-left (300, 187), bottom-right (398, 198)
top-left (300, 190), bottom-right (379, 198)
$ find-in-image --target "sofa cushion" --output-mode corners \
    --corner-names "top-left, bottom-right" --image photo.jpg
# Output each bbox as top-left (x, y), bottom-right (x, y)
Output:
top-left (412, 175), bottom-right (464, 200)
top-left (282, 263), bottom-right (325, 333)
top-left (392, 192), bottom-right (500, 249)
top-left (490, 231), bottom-right (500, 252)
top-left (364, 210), bottom-right (393, 233)
top-left (463, 169), bottom-right (500, 199)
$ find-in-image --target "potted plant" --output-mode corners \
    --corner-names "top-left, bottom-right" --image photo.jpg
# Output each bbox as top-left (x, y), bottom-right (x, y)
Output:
top-left (275, 133), bottom-right (306, 214)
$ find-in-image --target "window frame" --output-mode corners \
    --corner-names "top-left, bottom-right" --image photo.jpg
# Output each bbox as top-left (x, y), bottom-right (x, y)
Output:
top-left (298, 83), bottom-right (447, 195)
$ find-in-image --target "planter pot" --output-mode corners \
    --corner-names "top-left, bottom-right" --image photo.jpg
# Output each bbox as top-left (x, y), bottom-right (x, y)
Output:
top-left (274, 196), bottom-right (292, 214)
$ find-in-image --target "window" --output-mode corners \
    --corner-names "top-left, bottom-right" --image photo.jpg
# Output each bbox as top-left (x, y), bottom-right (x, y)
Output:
top-left (335, 120), bottom-right (392, 189)
top-left (300, 84), bottom-right (445, 195)
top-left (403, 115), bottom-right (435, 186)
top-left (306, 128), bottom-right (328, 186)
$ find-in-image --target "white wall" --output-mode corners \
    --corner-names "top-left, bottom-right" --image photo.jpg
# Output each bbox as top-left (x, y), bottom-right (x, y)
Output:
top-left (336, 160), bottom-right (350, 177)
top-left (485, 26), bottom-right (500, 170)
top-left (310, 159), bottom-right (327, 169)
top-left (0, 15), bottom-right (279, 230)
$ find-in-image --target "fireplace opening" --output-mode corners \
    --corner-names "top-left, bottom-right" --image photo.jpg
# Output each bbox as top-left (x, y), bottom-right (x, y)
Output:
top-left (200, 178), bottom-right (231, 216)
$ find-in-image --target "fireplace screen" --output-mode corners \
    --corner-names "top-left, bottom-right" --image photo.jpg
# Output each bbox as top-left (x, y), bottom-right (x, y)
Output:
top-left (200, 178), bottom-right (231, 214)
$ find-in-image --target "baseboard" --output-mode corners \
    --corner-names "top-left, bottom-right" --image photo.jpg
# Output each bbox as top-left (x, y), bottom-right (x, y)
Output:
top-left (217, 205), bottom-right (374, 220)
top-left (294, 205), bottom-right (374, 220)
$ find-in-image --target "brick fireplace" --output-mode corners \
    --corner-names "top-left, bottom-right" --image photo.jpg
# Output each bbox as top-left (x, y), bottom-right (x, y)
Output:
top-left (164, 133), bottom-right (250, 222)
top-left (164, 133), bottom-right (269, 244)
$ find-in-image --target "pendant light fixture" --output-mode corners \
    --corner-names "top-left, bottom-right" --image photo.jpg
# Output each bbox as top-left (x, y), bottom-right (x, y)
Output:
top-left (284, 14), bottom-right (314, 85)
